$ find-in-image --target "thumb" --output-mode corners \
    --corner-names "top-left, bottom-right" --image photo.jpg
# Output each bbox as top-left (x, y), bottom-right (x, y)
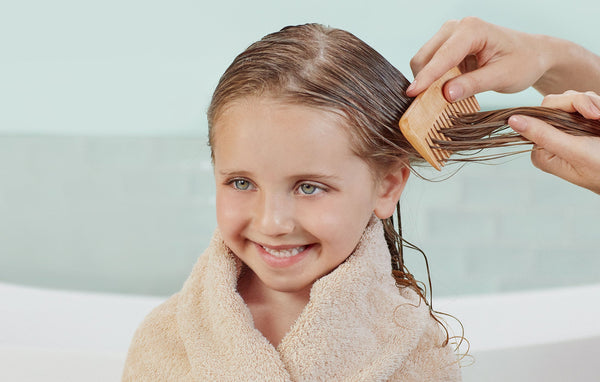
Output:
top-left (508, 115), bottom-right (584, 161)
top-left (443, 63), bottom-right (511, 102)
top-left (508, 115), bottom-right (589, 180)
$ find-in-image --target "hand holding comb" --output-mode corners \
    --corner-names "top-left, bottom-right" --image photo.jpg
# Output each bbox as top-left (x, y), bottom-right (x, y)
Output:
top-left (399, 67), bottom-right (480, 170)
top-left (399, 68), bottom-right (600, 168)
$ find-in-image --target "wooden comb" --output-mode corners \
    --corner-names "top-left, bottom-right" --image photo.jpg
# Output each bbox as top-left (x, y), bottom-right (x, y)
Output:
top-left (399, 67), bottom-right (480, 170)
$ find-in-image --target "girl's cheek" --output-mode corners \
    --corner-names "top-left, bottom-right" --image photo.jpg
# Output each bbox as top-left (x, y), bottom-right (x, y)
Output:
top-left (216, 193), bottom-right (236, 224)
top-left (216, 191), bottom-right (249, 229)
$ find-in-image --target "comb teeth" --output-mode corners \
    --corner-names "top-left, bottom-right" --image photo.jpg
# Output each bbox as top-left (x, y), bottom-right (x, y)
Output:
top-left (430, 97), bottom-right (480, 164)
top-left (399, 67), bottom-right (480, 170)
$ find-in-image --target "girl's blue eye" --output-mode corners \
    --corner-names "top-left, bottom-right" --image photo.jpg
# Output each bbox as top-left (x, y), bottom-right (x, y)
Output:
top-left (299, 183), bottom-right (319, 195)
top-left (233, 179), bottom-right (251, 190)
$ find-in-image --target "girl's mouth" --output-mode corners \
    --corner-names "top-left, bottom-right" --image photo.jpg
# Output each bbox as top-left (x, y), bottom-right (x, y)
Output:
top-left (254, 242), bottom-right (313, 268)
top-left (260, 245), bottom-right (307, 258)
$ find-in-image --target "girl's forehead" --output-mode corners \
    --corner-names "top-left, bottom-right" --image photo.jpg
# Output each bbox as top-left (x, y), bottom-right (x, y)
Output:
top-left (211, 97), bottom-right (369, 167)
top-left (212, 97), bottom-right (349, 141)
top-left (219, 96), bottom-right (344, 120)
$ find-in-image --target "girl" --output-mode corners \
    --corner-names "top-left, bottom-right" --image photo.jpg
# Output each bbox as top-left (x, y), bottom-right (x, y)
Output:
top-left (123, 24), bottom-right (461, 381)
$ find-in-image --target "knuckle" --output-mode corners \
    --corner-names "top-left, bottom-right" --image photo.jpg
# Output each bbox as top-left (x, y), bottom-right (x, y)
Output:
top-left (494, 74), bottom-right (516, 93)
top-left (460, 16), bottom-right (483, 29)
top-left (531, 154), bottom-right (545, 170)
top-left (460, 74), bottom-right (482, 95)
top-left (575, 92), bottom-right (589, 105)
top-left (531, 149), bottom-right (550, 171)
top-left (442, 19), bottom-right (459, 30)
top-left (436, 41), bottom-right (452, 56)
top-left (523, 117), bottom-right (546, 143)
top-left (541, 93), bottom-right (558, 106)
top-left (409, 55), bottom-right (423, 72)
top-left (532, 131), bottom-right (546, 146)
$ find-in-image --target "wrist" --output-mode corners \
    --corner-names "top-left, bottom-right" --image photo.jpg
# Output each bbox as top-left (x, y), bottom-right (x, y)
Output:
top-left (533, 35), bottom-right (600, 95)
top-left (532, 34), bottom-right (566, 95)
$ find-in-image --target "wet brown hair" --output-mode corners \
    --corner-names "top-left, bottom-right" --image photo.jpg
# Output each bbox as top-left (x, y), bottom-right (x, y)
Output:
top-left (207, 23), bottom-right (458, 344)
top-left (433, 107), bottom-right (600, 161)
top-left (208, 24), bottom-right (422, 167)
top-left (207, 22), bottom-right (423, 284)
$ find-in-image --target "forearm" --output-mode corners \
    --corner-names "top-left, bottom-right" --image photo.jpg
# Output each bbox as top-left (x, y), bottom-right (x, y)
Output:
top-left (534, 35), bottom-right (600, 95)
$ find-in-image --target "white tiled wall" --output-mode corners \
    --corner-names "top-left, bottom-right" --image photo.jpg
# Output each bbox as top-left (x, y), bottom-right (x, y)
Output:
top-left (0, 136), bottom-right (216, 295)
top-left (402, 156), bottom-right (600, 297)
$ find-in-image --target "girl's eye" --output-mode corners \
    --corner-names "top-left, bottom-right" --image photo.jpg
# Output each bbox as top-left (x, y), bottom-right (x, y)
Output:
top-left (232, 179), bottom-right (252, 190)
top-left (299, 183), bottom-right (321, 195)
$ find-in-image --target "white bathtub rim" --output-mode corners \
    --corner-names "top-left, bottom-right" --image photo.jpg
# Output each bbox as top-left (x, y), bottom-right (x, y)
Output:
top-left (435, 283), bottom-right (600, 351)
top-left (2, 281), bottom-right (599, 354)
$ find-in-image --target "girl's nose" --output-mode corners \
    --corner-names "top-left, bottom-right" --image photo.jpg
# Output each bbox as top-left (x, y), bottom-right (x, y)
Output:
top-left (255, 192), bottom-right (295, 236)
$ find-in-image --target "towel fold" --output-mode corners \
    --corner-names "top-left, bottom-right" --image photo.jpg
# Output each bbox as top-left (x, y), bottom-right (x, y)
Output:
top-left (123, 219), bottom-right (461, 381)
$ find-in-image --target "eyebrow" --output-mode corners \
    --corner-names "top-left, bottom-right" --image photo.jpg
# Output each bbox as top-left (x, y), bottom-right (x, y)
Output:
top-left (217, 169), bottom-right (343, 182)
top-left (217, 169), bottom-right (252, 178)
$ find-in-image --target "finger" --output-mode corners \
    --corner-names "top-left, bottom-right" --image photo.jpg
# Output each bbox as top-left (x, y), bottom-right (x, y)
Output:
top-left (541, 93), bottom-right (578, 113)
top-left (407, 32), bottom-right (481, 97)
top-left (410, 20), bottom-right (457, 77)
top-left (542, 92), bottom-right (600, 119)
top-left (508, 115), bottom-right (587, 165)
top-left (529, 147), bottom-right (576, 183)
top-left (511, 116), bottom-right (589, 186)
top-left (573, 92), bottom-right (600, 119)
top-left (587, 91), bottom-right (600, 116)
top-left (442, 61), bottom-right (515, 101)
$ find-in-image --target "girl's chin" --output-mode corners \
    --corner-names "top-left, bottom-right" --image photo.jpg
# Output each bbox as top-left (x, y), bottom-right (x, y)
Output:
top-left (263, 273), bottom-right (320, 296)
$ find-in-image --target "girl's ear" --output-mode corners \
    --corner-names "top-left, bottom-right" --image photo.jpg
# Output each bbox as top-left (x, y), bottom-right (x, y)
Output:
top-left (373, 165), bottom-right (410, 219)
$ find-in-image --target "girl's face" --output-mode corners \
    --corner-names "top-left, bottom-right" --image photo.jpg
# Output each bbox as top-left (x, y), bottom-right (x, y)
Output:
top-left (212, 97), bottom-right (407, 294)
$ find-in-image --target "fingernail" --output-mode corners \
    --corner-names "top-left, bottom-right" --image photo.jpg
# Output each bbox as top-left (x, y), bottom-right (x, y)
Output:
top-left (509, 115), bottom-right (527, 132)
top-left (406, 81), bottom-right (417, 95)
top-left (447, 84), bottom-right (463, 102)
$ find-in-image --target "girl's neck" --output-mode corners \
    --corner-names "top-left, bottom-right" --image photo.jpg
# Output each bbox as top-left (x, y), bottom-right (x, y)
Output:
top-left (237, 269), bottom-right (311, 347)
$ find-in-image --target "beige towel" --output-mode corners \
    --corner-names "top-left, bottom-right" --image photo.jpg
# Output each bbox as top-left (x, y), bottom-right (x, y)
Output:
top-left (123, 220), bottom-right (461, 381)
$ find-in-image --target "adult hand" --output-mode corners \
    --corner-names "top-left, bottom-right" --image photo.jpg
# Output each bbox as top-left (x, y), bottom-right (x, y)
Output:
top-left (406, 17), bottom-right (548, 101)
top-left (508, 91), bottom-right (600, 194)
top-left (406, 17), bottom-right (600, 101)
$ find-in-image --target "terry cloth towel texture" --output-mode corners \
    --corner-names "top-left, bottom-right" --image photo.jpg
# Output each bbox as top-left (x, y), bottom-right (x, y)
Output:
top-left (122, 219), bottom-right (461, 381)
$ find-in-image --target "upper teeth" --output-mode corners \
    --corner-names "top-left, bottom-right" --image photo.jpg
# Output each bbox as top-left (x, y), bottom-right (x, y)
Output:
top-left (262, 245), bottom-right (306, 258)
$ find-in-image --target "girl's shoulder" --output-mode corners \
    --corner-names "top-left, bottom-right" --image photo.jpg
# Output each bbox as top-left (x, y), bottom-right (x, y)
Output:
top-left (132, 293), bottom-right (180, 338)
top-left (122, 293), bottom-right (192, 381)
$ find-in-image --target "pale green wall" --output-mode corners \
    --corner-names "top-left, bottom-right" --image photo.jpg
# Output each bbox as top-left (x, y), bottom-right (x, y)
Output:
top-left (2, 0), bottom-right (599, 136)
top-left (1, 0), bottom-right (599, 297)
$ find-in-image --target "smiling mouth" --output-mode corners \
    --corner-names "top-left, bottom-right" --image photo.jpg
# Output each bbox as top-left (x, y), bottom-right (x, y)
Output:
top-left (260, 245), bottom-right (307, 258)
